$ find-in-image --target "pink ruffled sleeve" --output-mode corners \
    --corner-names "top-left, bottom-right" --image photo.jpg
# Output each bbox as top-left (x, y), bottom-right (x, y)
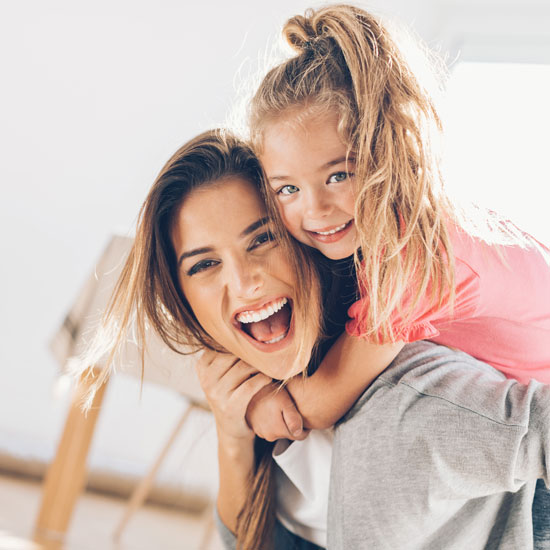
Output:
top-left (346, 257), bottom-right (481, 343)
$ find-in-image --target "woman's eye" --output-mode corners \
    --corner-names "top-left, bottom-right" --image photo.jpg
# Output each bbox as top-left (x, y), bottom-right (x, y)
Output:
top-left (278, 184), bottom-right (299, 196)
top-left (187, 259), bottom-right (219, 276)
top-left (328, 171), bottom-right (352, 184)
top-left (250, 231), bottom-right (277, 250)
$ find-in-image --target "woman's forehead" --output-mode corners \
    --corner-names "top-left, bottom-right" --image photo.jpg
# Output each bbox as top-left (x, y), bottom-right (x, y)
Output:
top-left (173, 177), bottom-right (267, 249)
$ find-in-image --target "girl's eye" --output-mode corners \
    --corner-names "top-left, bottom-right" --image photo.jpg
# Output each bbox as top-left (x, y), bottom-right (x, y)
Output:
top-left (187, 259), bottom-right (219, 276)
top-left (249, 230), bottom-right (277, 250)
top-left (328, 171), bottom-right (352, 184)
top-left (278, 184), bottom-right (299, 196)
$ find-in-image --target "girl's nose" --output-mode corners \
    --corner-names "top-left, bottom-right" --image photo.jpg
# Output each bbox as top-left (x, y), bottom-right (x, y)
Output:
top-left (304, 187), bottom-right (333, 218)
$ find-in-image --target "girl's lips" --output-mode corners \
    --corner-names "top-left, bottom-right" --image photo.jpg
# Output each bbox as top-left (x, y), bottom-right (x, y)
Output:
top-left (306, 220), bottom-right (354, 243)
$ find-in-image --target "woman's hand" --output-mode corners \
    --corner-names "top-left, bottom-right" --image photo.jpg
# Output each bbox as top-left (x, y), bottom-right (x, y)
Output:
top-left (196, 350), bottom-right (272, 534)
top-left (246, 382), bottom-right (308, 442)
top-left (195, 349), bottom-right (272, 442)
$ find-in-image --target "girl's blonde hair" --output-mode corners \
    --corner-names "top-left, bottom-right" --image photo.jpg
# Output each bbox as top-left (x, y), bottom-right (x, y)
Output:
top-left (250, 4), bottom-right (455, 342)
top-left (77, 129), bottom-right (322, 550)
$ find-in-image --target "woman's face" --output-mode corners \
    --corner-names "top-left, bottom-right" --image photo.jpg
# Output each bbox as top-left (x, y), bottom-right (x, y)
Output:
top-left (171, 176), bottom-right (304, 379)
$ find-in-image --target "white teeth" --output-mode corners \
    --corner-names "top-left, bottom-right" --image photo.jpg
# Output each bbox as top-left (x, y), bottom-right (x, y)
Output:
top-left (314, 222), bottom-right (348, 235)
top-left (265, 332), bottom-right (287, 344)
top-left (236, 297), bottom-right (288, 324)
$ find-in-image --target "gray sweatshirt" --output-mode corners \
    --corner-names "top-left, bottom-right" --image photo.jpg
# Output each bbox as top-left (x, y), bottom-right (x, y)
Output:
top-left (218, 341), bottom-right (550, 549)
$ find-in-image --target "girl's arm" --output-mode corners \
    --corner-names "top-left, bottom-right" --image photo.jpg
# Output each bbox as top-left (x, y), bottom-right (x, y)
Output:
top-left (286, 332), bottom-right (404, 430)
top-left (195, 350), bottom-right (272, 532)
top-left (247, 333), bottom-right (403, 438)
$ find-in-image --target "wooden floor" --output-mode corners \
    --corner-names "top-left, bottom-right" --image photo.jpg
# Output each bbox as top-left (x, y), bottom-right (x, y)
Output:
top-left (0, 473), bottom-right (224, 550)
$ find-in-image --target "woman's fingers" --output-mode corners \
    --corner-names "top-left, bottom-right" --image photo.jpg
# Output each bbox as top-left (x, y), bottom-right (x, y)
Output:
top-left (196, 349), bottom-right (238, 383)
top-left (215, 371), bottom-right (271, 428)
top-left (196, 350), bottom-right (249, 401)
top-left (194, 350), bottom-right (271, 440)
top-left (231, 371), bottom-right (273, 408)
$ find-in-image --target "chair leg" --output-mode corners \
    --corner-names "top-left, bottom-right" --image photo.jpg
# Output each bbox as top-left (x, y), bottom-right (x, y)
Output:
top-left (112, 402), bottom-right (195, 543)
top-left (33, 369), bottom-right (108, 546)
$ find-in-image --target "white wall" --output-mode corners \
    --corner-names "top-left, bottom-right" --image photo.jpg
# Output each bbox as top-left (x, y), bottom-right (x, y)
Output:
top-left (0, 0), bottom-right (548, 502)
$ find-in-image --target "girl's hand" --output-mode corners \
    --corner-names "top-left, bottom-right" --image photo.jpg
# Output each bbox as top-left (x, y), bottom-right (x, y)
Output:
top-left (246, 382), bottom-right (308, 442)
top-left (194, 349), bottom-right (272, 442)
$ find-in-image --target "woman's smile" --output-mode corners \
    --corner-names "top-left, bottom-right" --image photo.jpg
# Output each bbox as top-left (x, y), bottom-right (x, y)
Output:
top-left (234, 296), bottom-right (295, 350)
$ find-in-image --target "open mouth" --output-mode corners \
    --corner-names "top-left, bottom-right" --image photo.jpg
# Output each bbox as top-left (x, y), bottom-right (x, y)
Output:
top-left (235, 297), bottom-right (292, 346)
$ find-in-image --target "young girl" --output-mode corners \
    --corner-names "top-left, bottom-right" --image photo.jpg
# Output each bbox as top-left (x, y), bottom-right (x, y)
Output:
top-left (244, 4), bottom-right (550, 435)
top-left (242, 7), bottom-right (550, 545)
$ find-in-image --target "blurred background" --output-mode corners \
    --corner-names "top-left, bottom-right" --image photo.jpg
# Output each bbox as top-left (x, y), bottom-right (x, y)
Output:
top-left (0, 0), bottom-right (549, 549)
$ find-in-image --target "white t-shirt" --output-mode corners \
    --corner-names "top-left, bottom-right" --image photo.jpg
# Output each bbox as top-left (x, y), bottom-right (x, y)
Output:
top-left (272, 429), bottom-right (333, 547)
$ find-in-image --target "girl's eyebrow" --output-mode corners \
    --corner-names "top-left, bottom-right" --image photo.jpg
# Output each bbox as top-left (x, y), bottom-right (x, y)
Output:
top-left (268, 156), bottom-right (356, 182)
top-left (324, 155), bottom-right (356, 169)
top-left (177, 217), bottom-right (269, 266)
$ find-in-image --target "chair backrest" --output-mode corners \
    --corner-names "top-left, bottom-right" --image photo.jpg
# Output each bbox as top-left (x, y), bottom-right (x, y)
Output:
top-left (50, 234), bottom-right (207, 406)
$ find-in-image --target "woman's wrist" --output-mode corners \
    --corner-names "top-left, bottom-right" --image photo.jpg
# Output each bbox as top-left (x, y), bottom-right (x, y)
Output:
top-left (216, 430), bottom-right (256, 533)
top-left (217, 429), bottom-right (255, 462)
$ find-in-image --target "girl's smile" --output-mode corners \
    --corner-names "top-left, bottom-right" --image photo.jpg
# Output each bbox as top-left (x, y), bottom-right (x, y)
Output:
top-left (305, 219), bottom-right (355, 244)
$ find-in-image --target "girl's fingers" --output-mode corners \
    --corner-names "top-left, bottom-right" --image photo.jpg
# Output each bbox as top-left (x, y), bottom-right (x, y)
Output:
top-left (280, 392), bottom-right (304, 438)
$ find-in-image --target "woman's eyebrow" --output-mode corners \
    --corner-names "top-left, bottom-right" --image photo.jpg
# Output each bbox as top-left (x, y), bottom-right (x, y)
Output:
top-left (178, 247), bottom-right (213, 266)
top-left (177, 217), bottom-right (269, 267)
top-left (240, 217), bottom-right (269, 238)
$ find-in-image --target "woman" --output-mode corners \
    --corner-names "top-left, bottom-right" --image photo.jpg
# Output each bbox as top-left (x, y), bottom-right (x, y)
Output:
top-left (81, 130), bottom-right (550, 550)
top-left (81, 129), bottom-right (322, 549)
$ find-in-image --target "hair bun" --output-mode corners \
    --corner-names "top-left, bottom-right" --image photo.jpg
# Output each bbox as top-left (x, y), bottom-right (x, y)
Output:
top-left (283, 10), bottom-right (327, 53)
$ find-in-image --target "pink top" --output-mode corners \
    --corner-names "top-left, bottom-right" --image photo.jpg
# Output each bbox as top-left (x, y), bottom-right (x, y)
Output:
top-left (346, 224), bottom-right (550, 384)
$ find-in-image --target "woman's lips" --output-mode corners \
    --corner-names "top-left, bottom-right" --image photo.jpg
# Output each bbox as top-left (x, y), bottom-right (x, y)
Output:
top-left (306, 220), bottom-right (354, 243)
top-left (239, 318), bottom-right (294, 352)
top-left (233, 298), bottom-right (294, 353)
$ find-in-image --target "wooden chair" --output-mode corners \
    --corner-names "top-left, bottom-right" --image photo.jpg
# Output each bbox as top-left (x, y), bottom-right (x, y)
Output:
top-left (33, 235), bottom-right (212, 548)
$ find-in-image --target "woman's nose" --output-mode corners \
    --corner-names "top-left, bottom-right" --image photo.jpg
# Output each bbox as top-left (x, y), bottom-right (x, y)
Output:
top-left (227, 257), bottom-right (264, 298)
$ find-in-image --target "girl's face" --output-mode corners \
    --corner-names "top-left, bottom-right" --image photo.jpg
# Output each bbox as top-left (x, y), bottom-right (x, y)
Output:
top-left (171, 176), bottom-right (305, 380)
top-left (260, 109), bottom-right (358, 260)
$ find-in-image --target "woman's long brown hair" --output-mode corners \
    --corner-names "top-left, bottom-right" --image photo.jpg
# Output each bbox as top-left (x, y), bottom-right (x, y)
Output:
top-left (75, 129), bottom-right (322, 549)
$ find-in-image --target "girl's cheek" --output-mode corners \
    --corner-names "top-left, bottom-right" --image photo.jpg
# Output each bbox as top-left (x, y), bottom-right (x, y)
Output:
top-left (282, 207), bottom-right (302, 234)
